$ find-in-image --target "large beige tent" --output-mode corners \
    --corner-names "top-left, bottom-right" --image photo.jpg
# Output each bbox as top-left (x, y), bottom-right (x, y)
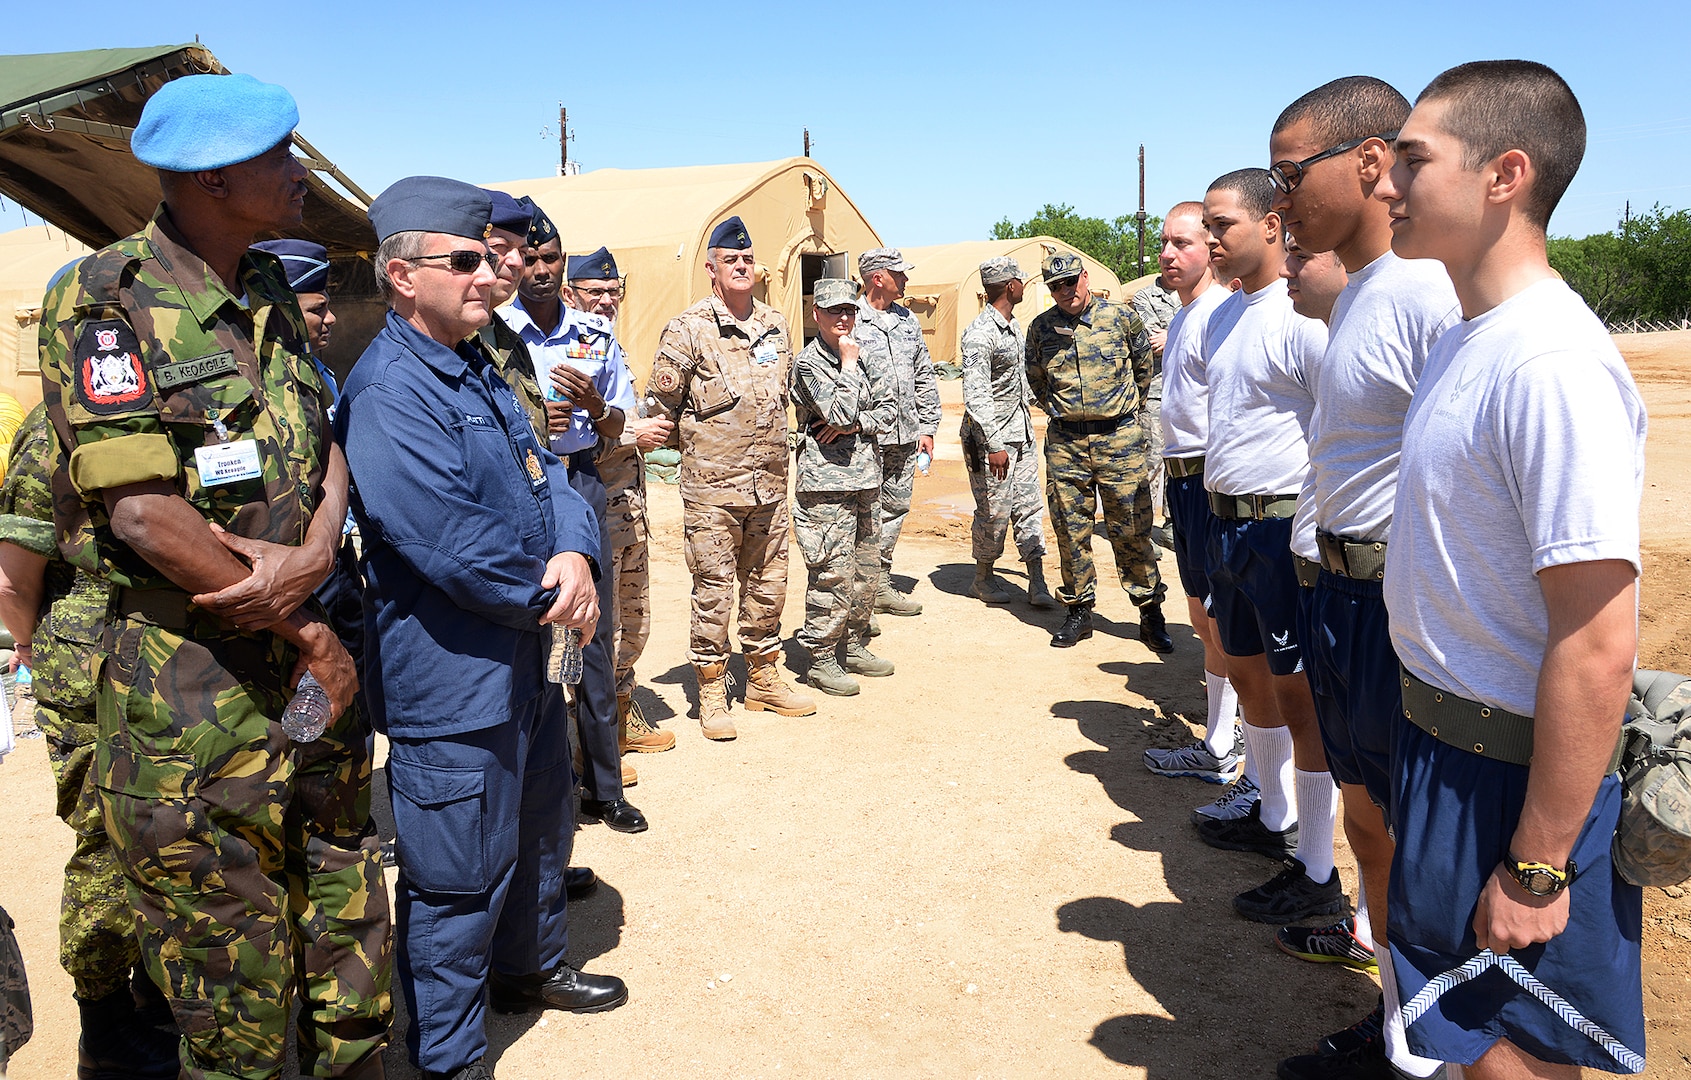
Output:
top-left (897, 238), bottom-right (1127, 368)
top-left (493, 158), bottom-right (881, 385)
top-left (1, 224), bottom-right (95, 407)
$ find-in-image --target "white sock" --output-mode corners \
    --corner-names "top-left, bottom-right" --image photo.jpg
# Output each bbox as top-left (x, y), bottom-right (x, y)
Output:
top-left (1244, 724), bottom-right (1295, 830)
top-left (1378, 942), bottom-right (1446, 1076)
top-left (1353, 876), bottom-right (1374, 952)
top-left (1204, 673), bottom-right (1239, 756)
top-left (1293, 769), bottom-right (1339, 881)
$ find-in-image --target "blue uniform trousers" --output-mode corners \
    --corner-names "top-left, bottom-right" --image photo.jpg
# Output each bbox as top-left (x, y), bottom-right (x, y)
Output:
top-left (567, 451), bottom-right (623, 802)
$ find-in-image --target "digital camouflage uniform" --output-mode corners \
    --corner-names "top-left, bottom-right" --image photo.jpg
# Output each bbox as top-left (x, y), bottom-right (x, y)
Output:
top-left (597, 437), bottom-right (650, 697)
top-left (959, 305), bottom-right (1045, 564)
top-left (39, 208), bottom-right (391, 1080)
top-left (1132, 279), bottom-right (1180, 513)
top-left (0, 405), bottom-right (128, 1002)
top-left (788, 336), bottom-right (894, 654)
top-left (1025, 293), bottom-right (1164, 609)
top-left (645, 295), bottom-right (794, 665)
top-left (851, 301), bottom-right (940, 571)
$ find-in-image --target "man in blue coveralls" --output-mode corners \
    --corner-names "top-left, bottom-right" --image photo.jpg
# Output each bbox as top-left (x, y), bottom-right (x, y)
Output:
top-left (334, 176), bottom-right (628, 1080)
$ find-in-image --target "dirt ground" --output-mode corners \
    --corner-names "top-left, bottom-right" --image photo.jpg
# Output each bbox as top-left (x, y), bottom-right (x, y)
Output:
top-left (3, 333), bottom-right (1690, 1078)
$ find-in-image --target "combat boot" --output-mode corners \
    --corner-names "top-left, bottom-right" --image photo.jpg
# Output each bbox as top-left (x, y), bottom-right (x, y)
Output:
top-left (694, 661), bottom-right (736, 741)
top-left (1024, 558), bottom-right (1056, 609)
top-left (804, 653), bottom-right (861, 696)
top-left (971, 561), bottom-right (1012, 604)
top-left (1050, 602), bottom-right (1094, 648)
top-left (618, 692), bottom-right (675, 753)
top-left (843, 640), bottom-right (895, 677)
top-left (744, 653), bottom-right (818, 716)
top-left (77, 987), bottom-right (179, 1080)
top-left (622, 761), bottom-right (637, 786)
top-left (1138, 602), bottom-right (1175, 654)
top-left (868, 611), bottom-right (882, 637)
top-left (874, 576), bottom-right (923, 616)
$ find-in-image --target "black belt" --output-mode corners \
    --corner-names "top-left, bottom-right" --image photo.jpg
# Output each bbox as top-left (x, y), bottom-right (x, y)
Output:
top-left (1292, 554), bottom-right (1320, 589)
top-left (1051, 412), bottom-right (1133, 436)
top-left (1208, 491), bottom-right (1298, 521)
top-left (1399, 667), bottom-right (1625, 772)
top-left (1316, 531), bottom-right (1387, 581)
top-left (1165, 455), bottom-right (1205, 479)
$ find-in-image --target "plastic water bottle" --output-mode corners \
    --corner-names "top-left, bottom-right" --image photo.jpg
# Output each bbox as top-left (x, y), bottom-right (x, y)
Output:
top-left (280, 672), bottom-right (331, 743)
top-left (547, 626), bottom-right (583, 685)
top-left (14, 665), bottom-right (31, 691)
top-left (915, 450), bottom-right (932, 476)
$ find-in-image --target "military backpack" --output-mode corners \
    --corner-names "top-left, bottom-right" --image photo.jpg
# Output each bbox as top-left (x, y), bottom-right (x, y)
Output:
top-left (1613, 669), bottom-right (1691, 887)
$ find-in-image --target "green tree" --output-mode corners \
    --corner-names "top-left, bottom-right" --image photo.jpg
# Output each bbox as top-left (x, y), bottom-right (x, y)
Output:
top-left (991, 203), bottom-right (1163, 282)
top-left (1549, 203), bottom-right (1691, 326)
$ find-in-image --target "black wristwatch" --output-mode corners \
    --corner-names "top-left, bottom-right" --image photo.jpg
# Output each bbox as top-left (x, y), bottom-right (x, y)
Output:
top-left (1505, 854), bottom-right (1576, 896)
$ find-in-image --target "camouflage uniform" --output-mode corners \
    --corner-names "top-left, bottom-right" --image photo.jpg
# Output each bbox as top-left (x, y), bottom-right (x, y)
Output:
top-left (0, 405), bottom-right (128, 1002)
top-left (852, 301), bottom-right (941, 570)
top-left (1025, 294), bottom-right (1165, 609)
top-left (479, 317), bottom-right (548, 437)
top-left (1132, 279), bottom-right (1180, 513)
top-left (39, 207), bottom-right (391, 1079)
top-left (788, 336), bottom-right (894, 654)
top-left (645, 295), bottom-right (794, 665)
top-left (597, 439), bottom-right (650, 696)
top-left (959, 305), bottom-right (1045, 564)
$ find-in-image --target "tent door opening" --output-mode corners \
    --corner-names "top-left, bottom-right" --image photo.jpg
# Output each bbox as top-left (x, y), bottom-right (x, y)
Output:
top-left (799, 251), bottom-right (851, 344)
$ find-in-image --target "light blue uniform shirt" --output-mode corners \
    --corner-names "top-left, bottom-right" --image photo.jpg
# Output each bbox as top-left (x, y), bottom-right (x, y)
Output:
top-left (501, 297), bottom-right (637, 456)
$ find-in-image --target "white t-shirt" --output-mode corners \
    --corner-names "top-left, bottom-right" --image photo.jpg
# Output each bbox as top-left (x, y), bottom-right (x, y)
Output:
top-left (1310, 252), bottom-right (1460, 542)
top-left (1386, 278), bottom-right (1646, 717)
top-left (1202, 278), bottom-right (1326, 497)
top-left (1160, 281), bottom-right (1230, 457)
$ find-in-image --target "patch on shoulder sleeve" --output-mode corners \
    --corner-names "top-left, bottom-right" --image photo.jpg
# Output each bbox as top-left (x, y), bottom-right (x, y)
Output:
top-left (653, 366), bottom-right (681, 393)
top-left (73, 320), bottom-right (153, 415)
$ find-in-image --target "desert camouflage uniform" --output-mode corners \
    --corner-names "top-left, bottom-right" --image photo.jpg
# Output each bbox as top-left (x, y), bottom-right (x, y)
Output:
top-left (645, 295), bottom-right (793, 665)
top-left (959, 305), bottom-right (1045, 564)
top-left (0, 405), bottom-right (129, 1002)
top-left (788, 337), bottom-right (894, 653)
top-left (1133, 280), bottom-right (1180, 513)
top-left (852, 301), bottom-right (940, 570)
top-left (1026, 294), bottom-right (1164, 609)
top-left (597, 435), bottom-right (650, 696)
top-left (39, 207), bottom-right (391, 1079)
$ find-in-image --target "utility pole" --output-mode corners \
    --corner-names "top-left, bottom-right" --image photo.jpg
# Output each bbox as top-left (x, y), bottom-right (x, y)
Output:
top-left (803, 128), bottom-right (811, 157)
top-left (1135, 144), bottom-right (1148, 278)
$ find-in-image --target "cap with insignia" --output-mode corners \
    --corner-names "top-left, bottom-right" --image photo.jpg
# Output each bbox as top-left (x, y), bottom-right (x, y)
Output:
top-left (708, 216), bottom-right (752, 250)
top-left (979, 255), bottom-right (1023, 286)
top-left (367, 176), bottom-right (493, 243)
top-left (568, 247), bottom-right (620, 281)
top-left (1041, 251), bottom-right (1084, 283)
top-left (812, 278), bottom-right (859, 309)
top-left (487, 190), bottom-right (533, 236)
top-left (132, 73), bottom-right (299, 172)
top-left (858, 247), bottom-right (913, 276)
top-left (522, 197), bottom-right (559, 248)
top-left (252, 239), bottom-right (330, 292)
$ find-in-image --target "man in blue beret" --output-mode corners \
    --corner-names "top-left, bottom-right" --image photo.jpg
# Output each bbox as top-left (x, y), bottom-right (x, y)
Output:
top-left (336, 176), bottom-right (626, 1080)
top-left (37, 72), bottom-right (389, 1077)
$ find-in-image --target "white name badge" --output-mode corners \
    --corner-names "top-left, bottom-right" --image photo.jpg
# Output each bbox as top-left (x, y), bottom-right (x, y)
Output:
top-left (194, 439), bottom-right (263, 485)
top-left (752, 344), bottom-right (779, 367)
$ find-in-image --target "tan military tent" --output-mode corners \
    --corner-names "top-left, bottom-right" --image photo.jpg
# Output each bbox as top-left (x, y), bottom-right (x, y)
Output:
top-left (0, 225), bottom-right (95, 406)
top-left (492, 158), bottom-right (881, 386)
top-left (897, 238), bottom-right (1127, 368)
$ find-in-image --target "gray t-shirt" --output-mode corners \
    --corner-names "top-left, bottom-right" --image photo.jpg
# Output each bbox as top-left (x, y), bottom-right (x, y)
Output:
top-left (1160, 282), bottom-right (1229, 458)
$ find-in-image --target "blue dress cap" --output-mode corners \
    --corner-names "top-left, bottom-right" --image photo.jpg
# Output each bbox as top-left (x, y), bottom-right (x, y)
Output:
top-left (521, 197), bottom-right (559, 248)
top-left (252, 239), bottom-right (330, 292)
top-left (487, 190), bottom-right (533, 236)
top-left (567, 247), bottom-right (619, 281)
top-left (367, 176), bottom-right (493, 243)
top-left (131, 73), bottom-right (300, 172)
top-left (708, 216), bottom-right (752, 250)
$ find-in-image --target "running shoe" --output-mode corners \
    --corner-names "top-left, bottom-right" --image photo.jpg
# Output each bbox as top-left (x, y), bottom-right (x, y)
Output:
top-left (1319, 995), bottom-right (1385, 1056)
top-left (1276, 915), bottom-right (1378, 972)
top-left (1234, 858), bottom-right (1346, 923)
top-left (1190, 773), bottom-right (1260, 824)
top-left (1144, 740), bottom-right (1241, 783)
top-left (1195, 801), bottom-right (1298, 859)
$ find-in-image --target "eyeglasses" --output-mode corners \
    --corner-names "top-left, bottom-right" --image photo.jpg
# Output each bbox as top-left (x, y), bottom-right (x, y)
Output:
top-left (1048, 278), bottom-right (1082, 294)
top-left (573, 286), bottom-right (624, 300)
top-left (816, 306), bottom-right (856, 319)
top-left (409, 250), bottom-right (499, 274)
top-left (1269, 131), bottom-right (1399, 194)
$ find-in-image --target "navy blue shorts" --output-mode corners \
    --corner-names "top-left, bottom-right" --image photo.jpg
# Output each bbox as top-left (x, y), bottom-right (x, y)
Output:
top-left (1303, 571), bottom-right (1396, 806)
top-left (1165, 472), bottom-right (1216, 602)
top-left (1205, 516), bottom-right (1302, 675)
top-left (1387, 721), bottom-right (1644, 1072)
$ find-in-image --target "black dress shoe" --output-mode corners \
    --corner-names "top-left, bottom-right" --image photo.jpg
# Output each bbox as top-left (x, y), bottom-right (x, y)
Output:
top-left (579, 797), bottom-right (648, 833)
top-left (565, 866), bottom-right (598, 901)
top-left (1138, 603), bottom-right (1174, 654)
top-left (489, 965), bottom-right (628, 1014)
top-left (1050, 602), bottom-right (1093, 648)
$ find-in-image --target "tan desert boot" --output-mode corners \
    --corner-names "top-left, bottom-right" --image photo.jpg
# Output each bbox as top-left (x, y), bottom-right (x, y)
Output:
top-left (618, 692), bottom-right (676, 753)
top-left (695, 661), bottom-right (736, 740)
top-left (743, 653), bottom-right (818, 716)
top-left (622, 761), bottom-right (637, 786)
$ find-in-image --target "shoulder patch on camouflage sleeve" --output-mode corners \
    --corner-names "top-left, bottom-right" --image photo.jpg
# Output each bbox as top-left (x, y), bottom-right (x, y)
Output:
top-left (654, 367), bottom-right (680, 393)
top-left (73, 320), bottom-right (153, 415)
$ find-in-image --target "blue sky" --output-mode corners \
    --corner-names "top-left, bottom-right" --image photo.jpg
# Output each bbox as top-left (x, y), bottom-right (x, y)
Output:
top-left (3, 2), bottom-right (1685, 251)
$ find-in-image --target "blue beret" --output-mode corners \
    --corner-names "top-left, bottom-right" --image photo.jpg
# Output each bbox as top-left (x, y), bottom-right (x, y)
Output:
top-left (252, 239), bottom-right (330, 292)
top-left (487, 190), bottom-right (532, 236)
top-left (523, 197), bottom-right (559, 248)
top-left (132, 74), bottom-right (299, 172)
top-left (708, 216), bottom-right (751, 250)
top-left (367, 176), bottom-right (492, 243)
top-left (568, 247), bottom-right (619, 281)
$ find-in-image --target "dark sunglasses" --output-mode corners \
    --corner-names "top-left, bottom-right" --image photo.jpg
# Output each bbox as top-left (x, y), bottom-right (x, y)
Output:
top-left (1048, 277), bottom-right (1082, 294)
top-left (409, 250), bottom-right (499, 274)
top-left (1269, 131), bottom-right (1399, 194)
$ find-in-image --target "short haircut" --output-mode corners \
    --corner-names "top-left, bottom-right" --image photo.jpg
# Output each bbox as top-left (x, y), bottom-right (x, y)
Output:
top-left (1415, 60), bottom-right (1585, 230)
top-left (1272, 76), bottom-right (1410, 148)
top-left (374, 230), bottom-right (429, 302)
top-left (984, 280), bottom-right (1012, 304)
top-left (1206, 169), bottom-right (1276, 221)
top-left (1164, 201), bottom-right (1205, 225)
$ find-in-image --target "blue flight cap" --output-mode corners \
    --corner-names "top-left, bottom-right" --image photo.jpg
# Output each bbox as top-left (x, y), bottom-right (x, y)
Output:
top-left (45, 257), bottom-right (83, 296)
top-left (132, 73), bottom-right (299, 172)
top-left (487, 189), bottom-right (532, 236)
top-left (252, 239), bottom-right (330, 292)
top-left (708, 216), bottom-right (751, 250)
top-left (523, 197), bottom-right (559, 248)
top-left (367, 176), bottom-right (492, 243)
top-left (568, 247), bottom-right (619, 281)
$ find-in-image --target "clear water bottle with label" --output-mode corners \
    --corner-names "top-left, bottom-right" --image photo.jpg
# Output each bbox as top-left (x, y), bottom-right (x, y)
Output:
top-left (547, 625), bottom-right (583, 685)
top-left (280, 672), bottom-right (331, 743)
top-left (915, 449), bottom-right (932, 475)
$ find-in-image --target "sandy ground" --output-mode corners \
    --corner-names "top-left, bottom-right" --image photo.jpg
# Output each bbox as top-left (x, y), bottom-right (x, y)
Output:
top-left (4, 333), bottom-right (1691, 1078)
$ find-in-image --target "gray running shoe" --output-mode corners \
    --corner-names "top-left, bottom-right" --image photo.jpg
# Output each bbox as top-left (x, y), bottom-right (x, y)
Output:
top-left (1144, 740), bottom-right (1241, 783)
top-left (1190, 773), bottom-right (1260, 824)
